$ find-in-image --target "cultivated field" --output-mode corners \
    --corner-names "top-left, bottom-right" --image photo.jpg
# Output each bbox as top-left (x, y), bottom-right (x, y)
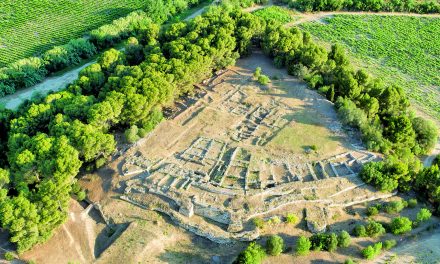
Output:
top-left (28, 52), bottom-right (430, 264)
top-left (301, 15), bottom-right (440, 121)
top-left (0, 0), bottom-right (154, 67)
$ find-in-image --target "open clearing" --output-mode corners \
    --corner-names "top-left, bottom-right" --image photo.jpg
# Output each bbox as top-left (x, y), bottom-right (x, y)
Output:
top-left (6, 48), bottom-right (437, 264)
top-left (65, 52), bottom-right (432, 263)
top-left (300, 14), bottom-right (440, 122)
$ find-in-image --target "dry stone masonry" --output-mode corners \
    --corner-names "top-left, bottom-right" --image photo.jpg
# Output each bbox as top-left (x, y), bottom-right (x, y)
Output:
top-left (119, 68), bottom-right (384, 243)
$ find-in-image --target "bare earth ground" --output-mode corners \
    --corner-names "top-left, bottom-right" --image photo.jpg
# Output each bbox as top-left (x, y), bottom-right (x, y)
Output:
top-left (71, 52), bottom-right (436, 263)
top-left (20, 200), bottom-right (106, 264)
top-left (6, 49), bottom-right (437, 264)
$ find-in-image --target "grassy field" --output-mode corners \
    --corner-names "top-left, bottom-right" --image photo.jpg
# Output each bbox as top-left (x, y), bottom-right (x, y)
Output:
top-left (253, 6), bottom-right (297, 24)
top-left (0, 0), bottom-right (160, 67)
top-left (300, 15), bottom-right (440, 121)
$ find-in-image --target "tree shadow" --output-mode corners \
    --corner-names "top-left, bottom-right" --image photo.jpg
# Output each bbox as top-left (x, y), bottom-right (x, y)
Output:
top-left (94, 222), bottom-right (129, 258)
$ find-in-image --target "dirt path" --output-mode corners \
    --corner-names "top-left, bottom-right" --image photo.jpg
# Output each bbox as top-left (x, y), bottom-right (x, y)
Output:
top-left (424, 141), bottom-right (440, 167)
top-left (0, 2), bottom-right (215, 112)
top-left (0, 62), bottom-right (93, 110)
top-left (285, 10), bottom-right (440, 27)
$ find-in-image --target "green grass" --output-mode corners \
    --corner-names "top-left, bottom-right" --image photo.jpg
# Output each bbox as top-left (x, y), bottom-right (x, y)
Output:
top-left (300, 15), bottom-right (440, 121)
top-left (253, 6), bottom-right (296, 24)
top-left (268, 109), bottom-right (343, 154)
top-left (0, 0), bottom-right (158, 67)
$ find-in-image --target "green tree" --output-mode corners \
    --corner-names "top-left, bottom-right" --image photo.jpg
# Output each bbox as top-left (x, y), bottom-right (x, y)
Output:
top-left (337, 230), bottom-right (351, 248)
top-left (296, 236), bottom-right (311, 256)
top-left (416, 208), bottom-right (432, 222)
top-left (266, 235), bottom-right (284, 256)
top-left (285, 213), bottom-right (299, 224)
top-left (234, 242), bottom-right (266, 264)
top-left (353, 225), bottom-right (367, 237)
top-left (411, 117), bottom-right (438, 155)
top-left (390, 217), bottom-right (412, 235)
top-left (383, 239), bottom-right (397, 250)
top-left (362, 242), bottom-right (382, 260)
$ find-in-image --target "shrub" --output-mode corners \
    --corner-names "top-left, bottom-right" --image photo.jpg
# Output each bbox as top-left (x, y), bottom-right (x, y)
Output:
top-left (266, 235), bottom-right (284, 256)
top-left (258, 75), bottom-right (271, 85)
top-left (362, 242), bottom-right (382, 260)
top-left (365, 221), bottom-right (386, 238)
top-left (76, 190), bottom-right (86, 201)
top-left (95, 157), bottom-right (107, 168)
top-left (285, 213), bottom-right (299, 224)
top-left (253, 218), bottom-right (265, 229)
top-left (338, 230), bottom-right (351, 248)
top-left (383, 239), bottom-right (397, 250)
top-left (416, 208), bottom-right (432, 222)
top-left (385, 200), bottom-right (405, 214)
top-left (125, 125), bottom-right (140, 143)
top-left (296, 236), bottom-right (311, 256)
top-left (390, 217), bottom-right (413, 235)
top-left (254, 67), bottom-right (262, 79)
top-left (367, 205), bottom-right (379, 216)
top-left (234, 242), bottom-right (266, 264)
top-left (310, 233), bottom-right (338, 252)
top-left (327, 233), bottom-right (338, 252)
top-left (407, 198), bottom-right (418, 208)
top-left (344, 259), bottom-right (356, 264)
top-left (268, 216), bottom-right (281, 225)
top-left (353, 225), bottom-right (367, 237)
top-left (4, 252), bottom-right (14, 261)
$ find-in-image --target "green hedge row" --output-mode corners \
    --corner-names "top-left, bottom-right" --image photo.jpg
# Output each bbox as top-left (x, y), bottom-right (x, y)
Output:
top-left (281, 0), bottom-right (440, 13)
top-left (0, 0), bottom-right (205, 99)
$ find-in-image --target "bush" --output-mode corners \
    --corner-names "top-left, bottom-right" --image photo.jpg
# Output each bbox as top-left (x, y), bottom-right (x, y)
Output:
top-left (367, 205), bottom-right (379, 216)
top-left (385, 200), bottom-right (405, 214)
top-left (383, 239), bottom-right (397, 250)
top-left (344, 259), bottom-right (356, 264)
top-left (76, 190), bottom-right (86, 201)
top-left (125, 125), bottom-right (141, 143)
top-left (338, 230), bottom-right (351, 248)
top-left (234, 242), bottom-right (266, 264)
top-left (296, 236), bottom-right (311, 256)
top-left (266, 235), bottom-right (284, 256)
top-left (390, 217), bottom-right (413, 235)
top-left (285, 213), bottom-right (299, 224)
top-left (407, 198), bottom-right (418, 208)
top-left (253, 218), bottom-right (265, 229)
top-left (95, 157), bottom-right (107, 168)
top-left (4, 252), bottom-right (15, 261)
top-left (362, 242), bottom-right (382, 260)
top-left (267, 216), bottom-right (281, 225)
top-left (258, 75), bottom-right (271, 85)
top-left (416, 208), bottom-right (432, 222)
top-left (365, 221), bottom-right (386, 238)
top-left (327, 233), bottom-right (339, 252)
top-left (353, 225), bottom-right (367, 237)
top-left (310, 233), bottom-right (338, 252)
top-left (254, 67), bottom-right (262, 79)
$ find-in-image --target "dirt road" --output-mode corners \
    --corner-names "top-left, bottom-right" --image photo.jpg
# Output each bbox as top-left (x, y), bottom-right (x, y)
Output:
top-left (0, 2), bottom-right (215, 111)
top-left (285, 10), bottom-right (440, 27)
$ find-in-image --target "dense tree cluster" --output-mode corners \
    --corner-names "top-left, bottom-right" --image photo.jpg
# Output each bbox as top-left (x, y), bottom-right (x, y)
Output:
top-left (284, 0), bottom-right (440, 13)
top-left (259, 22), bottom-right (438, 157)
top-left (0, 7), bottom-right (265, 253)
top-left (0, 3), bottom-right (438, 254)
top-left (0, 0), bottom-right (206, 98)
